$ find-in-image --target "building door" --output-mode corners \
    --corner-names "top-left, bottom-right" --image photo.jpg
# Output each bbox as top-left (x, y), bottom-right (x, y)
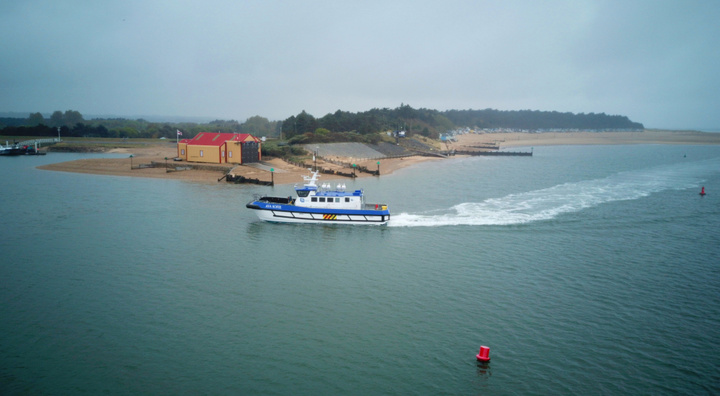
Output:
top-left (241, 141), bottom-right (259, 163)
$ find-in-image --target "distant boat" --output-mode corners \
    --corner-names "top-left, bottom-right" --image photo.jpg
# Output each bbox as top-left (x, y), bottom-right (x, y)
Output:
top-left (0, 141), bottom-right (45, 156)
top-left (0, 142), bottom-right (26, 156)
top-left (246, 169), bottom-right (390, 225)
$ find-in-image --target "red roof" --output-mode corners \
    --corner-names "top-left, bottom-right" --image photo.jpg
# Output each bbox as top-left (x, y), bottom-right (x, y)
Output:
top-left (187, 132), bottom-right (259, 146)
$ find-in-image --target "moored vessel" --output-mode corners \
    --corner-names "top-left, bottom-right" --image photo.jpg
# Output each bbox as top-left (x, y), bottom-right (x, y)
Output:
top-left (0, 141), bottom-right (45, 156)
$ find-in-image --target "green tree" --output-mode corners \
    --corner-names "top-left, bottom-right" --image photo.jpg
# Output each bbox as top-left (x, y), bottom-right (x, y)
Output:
top-left (242, 115), bottom-right (271, 136)
top-left (63, 110), bottom-right (84, 127)
top-left (27, 112), bottom-right (45, 126)
top-left (49, 111), bottom-right (63, 127)
top-left (281, 115), bottom-right (297, 139)
top-left (281, 111), bottom-right (317, 139)
top-left (295, 111), bottom-right (317, 135)
top-left (47, 110), bottom-right (84, 128)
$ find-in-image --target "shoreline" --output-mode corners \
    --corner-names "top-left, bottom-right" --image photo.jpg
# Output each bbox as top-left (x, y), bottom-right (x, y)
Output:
top-left (36, 130), bottom-right (720, 184)
top-left (464, 129), bottom-right (720, 149)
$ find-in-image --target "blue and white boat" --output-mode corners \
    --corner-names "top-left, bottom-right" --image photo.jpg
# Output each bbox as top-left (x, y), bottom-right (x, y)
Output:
top-left (246, 169), bottom-right (390, 225)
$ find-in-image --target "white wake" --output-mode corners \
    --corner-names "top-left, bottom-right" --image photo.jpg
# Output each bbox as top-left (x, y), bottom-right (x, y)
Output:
top-left (388, 159), bottom-right (716, 227)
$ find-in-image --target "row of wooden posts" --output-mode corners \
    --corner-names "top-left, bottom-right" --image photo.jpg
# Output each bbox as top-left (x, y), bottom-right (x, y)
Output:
top-left (283, 158), bottom-right (382, 177)
top-left (223, 160), bottom-right (381, 186)
top-left (128, 150), bottom-right (531, 187)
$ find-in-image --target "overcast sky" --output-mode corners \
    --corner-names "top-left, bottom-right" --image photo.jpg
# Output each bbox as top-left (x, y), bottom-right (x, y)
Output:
top-left (2, 0), bottom-right (719, 129)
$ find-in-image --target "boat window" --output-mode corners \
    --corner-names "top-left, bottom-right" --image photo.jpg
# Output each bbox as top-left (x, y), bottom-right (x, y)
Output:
top-left (335, 198), bottom-right (340, 202)
top-left (319, 197), bottom-right (326, 202)
top-left (297, 190), bottom-right (310, 197)
top-left (311, 197), bottom-right (317, 202)
top-left (345, 197), bottom-right (350, 202)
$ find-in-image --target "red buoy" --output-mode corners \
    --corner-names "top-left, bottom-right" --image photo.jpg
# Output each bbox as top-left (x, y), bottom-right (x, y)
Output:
top-left (476, 346), bottom-right (490, 362)
top-left (700, 186), bottom-right (706, 196)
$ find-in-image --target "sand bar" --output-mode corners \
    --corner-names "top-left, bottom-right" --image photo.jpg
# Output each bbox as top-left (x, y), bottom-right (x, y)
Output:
top-left (454, 129), bottom-right (720, 149)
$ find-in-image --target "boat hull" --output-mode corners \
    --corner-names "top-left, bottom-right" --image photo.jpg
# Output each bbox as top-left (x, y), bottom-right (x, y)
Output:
top-left (246, 201), bottom-right (390, 225)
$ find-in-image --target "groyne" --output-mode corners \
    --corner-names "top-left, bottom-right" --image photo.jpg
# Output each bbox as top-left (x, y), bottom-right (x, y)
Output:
top-left (453, 150), bottom-right (532, 156)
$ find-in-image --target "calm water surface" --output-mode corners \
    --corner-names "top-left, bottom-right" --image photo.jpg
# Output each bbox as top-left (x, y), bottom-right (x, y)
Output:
top-left (1, 145), bottom-right (719, 394)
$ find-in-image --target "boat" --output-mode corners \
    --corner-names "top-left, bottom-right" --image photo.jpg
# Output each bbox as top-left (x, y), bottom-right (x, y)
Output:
top-left (0, 142), bottom-right (27, 156)
top-left (246, 169), bottom-right (390, 225)
top-left (0, 141), bottom-right (45, 156)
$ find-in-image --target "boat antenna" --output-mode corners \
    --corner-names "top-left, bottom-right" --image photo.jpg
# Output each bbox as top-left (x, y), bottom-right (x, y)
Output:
top-left (303, 168), bottom-right (320, 187)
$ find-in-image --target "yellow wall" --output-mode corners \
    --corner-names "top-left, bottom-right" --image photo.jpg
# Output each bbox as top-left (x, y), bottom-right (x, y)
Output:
top-left (177, 142), bottom-right (187, 159)
top-left (226, 141), bottom-right (242, 164)
top-left (186, 144), bottom-right (221, 163)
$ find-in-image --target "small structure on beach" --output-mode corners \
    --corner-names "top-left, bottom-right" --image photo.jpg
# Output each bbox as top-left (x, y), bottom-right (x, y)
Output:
top-left (177, 132), bottom-right (261, 164)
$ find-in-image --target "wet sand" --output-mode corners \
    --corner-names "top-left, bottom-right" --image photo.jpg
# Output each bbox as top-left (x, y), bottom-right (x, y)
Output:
top-left (37, 130), bottom-right (720, 184)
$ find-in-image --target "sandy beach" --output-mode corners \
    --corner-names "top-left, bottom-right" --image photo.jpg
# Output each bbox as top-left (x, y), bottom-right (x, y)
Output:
top-left (37, 129), bottom-right (720, 184)
top-left (454, 129), bottom-right (720, 149)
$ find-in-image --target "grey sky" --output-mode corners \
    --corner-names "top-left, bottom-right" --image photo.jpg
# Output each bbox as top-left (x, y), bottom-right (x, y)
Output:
top-left (2, 0), bottom-right (719, 129)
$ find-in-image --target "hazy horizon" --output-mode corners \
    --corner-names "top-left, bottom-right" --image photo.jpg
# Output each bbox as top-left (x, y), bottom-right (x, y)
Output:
top-left (2, 1), bottom-right (719, 130)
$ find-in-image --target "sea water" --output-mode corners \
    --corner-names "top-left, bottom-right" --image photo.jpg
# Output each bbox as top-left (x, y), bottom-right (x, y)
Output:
top-left (1, 145), bottom-right (719, 394)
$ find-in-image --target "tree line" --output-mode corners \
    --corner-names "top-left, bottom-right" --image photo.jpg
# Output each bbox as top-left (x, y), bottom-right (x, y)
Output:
top-left (442, 109), bottom-right (644, 131)
top-left (281, 105), bottom-right (644, 142)
top-left (1, 106), bottom-right (644, 142)
top-left (0, 111), bottom-right (280, 139)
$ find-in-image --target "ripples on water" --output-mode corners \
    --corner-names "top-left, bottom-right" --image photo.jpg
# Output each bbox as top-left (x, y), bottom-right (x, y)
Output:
top-left (1, 146), bottom-right (719, 394)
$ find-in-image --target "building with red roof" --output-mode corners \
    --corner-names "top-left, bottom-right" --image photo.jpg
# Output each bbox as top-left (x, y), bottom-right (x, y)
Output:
top-left (177, 132), bottom-right (261, 164)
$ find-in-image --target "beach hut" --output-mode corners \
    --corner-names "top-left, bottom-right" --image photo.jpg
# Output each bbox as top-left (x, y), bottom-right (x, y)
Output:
top-left (177, 132), bottom-right (261, 164)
